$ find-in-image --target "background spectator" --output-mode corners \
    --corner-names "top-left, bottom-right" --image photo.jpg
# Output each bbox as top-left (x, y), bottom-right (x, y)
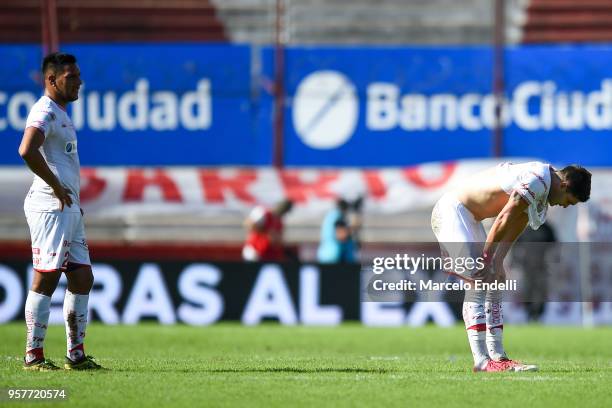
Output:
top-left (242, 199), bottom-right (293, 262)
top-left (317, 198), bottom-right (361, 263)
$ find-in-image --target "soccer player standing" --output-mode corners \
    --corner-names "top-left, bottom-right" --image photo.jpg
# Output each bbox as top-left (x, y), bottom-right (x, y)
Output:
top-left (18, 52), bottom-right (101, 371)
top-left (431, 161), bottom-right (590, 371)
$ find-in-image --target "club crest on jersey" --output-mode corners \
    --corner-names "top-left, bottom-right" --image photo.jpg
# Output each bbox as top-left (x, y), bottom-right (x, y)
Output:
top-left (65, 140), bottom-right (78, 154)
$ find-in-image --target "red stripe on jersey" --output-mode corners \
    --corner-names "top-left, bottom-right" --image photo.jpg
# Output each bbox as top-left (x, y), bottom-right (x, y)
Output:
top-left (530, 171), bottom-right (548, 190)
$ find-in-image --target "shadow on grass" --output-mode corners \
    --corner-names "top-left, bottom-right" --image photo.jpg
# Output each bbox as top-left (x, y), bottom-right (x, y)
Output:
top-left (206, 367), bottom-right (391, 374)
top-left (108, 365), bottom-right (611, 375)
top-left (111, 367), bottom-right (393, 374)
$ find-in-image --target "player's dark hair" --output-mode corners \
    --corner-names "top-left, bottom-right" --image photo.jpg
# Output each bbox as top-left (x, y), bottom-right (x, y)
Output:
top-left (42, 52), bottom-right (77, 75)
top-left (559, 165), bottom-right (591, 202)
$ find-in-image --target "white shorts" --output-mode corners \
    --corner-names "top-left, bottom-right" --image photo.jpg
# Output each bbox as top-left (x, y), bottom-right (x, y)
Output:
top-left (431, 193), bottom-right (486, 280)
top-left (25, 210), bottom-right (91, 272)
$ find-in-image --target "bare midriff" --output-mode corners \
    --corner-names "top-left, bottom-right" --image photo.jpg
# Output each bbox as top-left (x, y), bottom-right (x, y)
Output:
top-left (452, 167), bottom-right (511, 221)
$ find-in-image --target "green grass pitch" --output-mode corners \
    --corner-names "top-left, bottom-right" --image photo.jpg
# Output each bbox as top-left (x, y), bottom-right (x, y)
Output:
top-left (1, 323), bottom-right (611, 407)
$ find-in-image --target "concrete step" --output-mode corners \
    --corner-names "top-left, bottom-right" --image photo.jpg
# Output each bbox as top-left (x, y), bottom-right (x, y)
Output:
top-left (0, 210), bottom-right (436, 244)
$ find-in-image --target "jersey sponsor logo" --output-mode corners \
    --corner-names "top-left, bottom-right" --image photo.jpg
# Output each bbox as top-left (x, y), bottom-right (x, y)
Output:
top-left (65, 141), bottom-right (78, 154)
top-left (32, 247), bottom-right (40, 255)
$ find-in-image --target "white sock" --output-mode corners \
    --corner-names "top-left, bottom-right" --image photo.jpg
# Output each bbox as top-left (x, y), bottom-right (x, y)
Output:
top-left (463, 289), bottom-right (489, 369)
top-left (63, 290), bottom-right (89, 361)
top-left (25, 291), bottom-right (51, 362)
top-left (486, 290), bottom-right (506, 361)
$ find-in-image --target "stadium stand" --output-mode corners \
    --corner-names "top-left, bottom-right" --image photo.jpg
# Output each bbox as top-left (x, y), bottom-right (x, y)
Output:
top-left (1, 208), bottom-right (434, 244)
top-left (288, 0), bottom-right (494, 44)
top-left (212, 0), bottom-right (529, 45)
top-left (0, 0), bottom-right (226, 43)
top-left (523, 0), bottom-right (612, 43)
top-left (213, 0), bottom-right (500, 44)
top-left (210, 0), bottom-right (276, 44)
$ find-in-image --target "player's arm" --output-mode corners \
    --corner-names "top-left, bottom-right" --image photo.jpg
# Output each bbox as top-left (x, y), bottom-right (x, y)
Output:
top-left (483, 190), bottom-right (529, 262)
top-left (18, 127), bottom-right (73, 210)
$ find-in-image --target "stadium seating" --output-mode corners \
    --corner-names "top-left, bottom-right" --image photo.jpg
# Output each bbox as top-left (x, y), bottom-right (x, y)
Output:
top-left (212, 0), bottom-right (522, 45)
top-left (523, 0), bottom-right (612, 43)
top-left (0, 0), bottom-right (226, 43)
top-left (0, 207), bottom-right (435, 243)
top-left (210, 0), bottom-right (277, 44)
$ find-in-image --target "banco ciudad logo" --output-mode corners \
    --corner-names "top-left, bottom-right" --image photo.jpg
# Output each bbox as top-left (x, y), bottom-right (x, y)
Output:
top-left (292, 70), bottom-right (359, 150)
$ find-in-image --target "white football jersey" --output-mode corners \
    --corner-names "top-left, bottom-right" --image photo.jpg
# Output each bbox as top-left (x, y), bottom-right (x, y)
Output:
top-left (24, 95), bottom-right (81, 213)
top-left (497, 161), bottom-right (551, 230)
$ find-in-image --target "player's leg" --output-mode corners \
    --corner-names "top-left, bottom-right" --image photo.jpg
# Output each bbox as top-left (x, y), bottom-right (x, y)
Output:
top-left (460, 214), bottom-right (491, 371)
top-left (457, 220), bottom-right (537, 372)
top-left (63, 265), bottom-right (100, 369)
top-left (432, 195), bottom-right (489, 370)
top-left (24, 270), bottom-right (62, 371)
top-left (485, 286), bottom-right (538, 371)
top-left (62, 214), bottom-right (101, 370)
top-left (23, 211), bottom-right (69, 371)
top-left (63, 263), bottom-right (93, 363)
top-left (485, 289), bottom-right (506, 361)
top-left (450, 202), bottom-right (492, 370)
top-left (478, 228), bottom-right (538, 371)
top-left (462, 288), bottom-right (489, 370)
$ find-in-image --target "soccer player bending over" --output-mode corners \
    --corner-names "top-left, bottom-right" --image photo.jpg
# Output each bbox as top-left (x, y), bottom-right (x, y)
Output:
top-left (18, 52), bottom-right (101, 371)
top-left (431, 161), bottom-right (590, 372)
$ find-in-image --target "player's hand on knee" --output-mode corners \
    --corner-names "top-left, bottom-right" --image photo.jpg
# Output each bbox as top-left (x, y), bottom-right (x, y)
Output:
top-left (474, 260), bottom-right (505, 283)
top-left (472, 265), bottom-right (490, 282)
top-left (473, 258), bottom-right (494, 281)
